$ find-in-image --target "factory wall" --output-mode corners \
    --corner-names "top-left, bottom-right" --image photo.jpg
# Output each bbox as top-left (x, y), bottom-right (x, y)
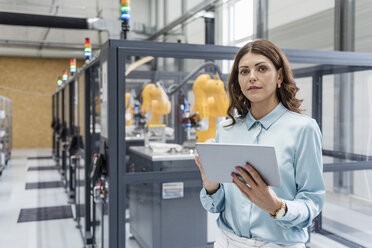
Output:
top-left (0, 57), bottom-right (84, 148)
top-left (269, 0), bottom-right (372, 52)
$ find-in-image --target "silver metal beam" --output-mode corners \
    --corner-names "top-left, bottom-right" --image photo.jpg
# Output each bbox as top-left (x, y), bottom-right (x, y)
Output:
top-left (181, 0), bottom-right (187, 42)
top-left (334, 0), bottom-right (355, 51)
top-left (333, 0), bottom-right (355, 194)
top-left (0, 38), bottom-right (100, 49)
top-left (255, 0), bottom-right (268, 39)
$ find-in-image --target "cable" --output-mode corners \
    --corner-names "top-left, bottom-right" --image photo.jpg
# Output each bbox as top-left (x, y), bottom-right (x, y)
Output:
top-left (165, 61), bottom-right (223, 96)
top-left (0, 85), bottom-right (53, 96)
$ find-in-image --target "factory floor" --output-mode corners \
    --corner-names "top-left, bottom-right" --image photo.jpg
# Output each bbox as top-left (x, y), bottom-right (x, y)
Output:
top-left (0, 148), bottom-right (82, 248)
top-left (0, 148), bottom-right (371, 248)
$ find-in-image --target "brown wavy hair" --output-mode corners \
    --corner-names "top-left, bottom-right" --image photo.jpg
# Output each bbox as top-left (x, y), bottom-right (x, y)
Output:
top-left (226, 39), bottom-right (302, 126)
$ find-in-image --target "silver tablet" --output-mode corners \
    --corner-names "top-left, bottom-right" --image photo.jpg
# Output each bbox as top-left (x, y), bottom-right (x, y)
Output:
top-left (196, 142), bottom-right (281, 187)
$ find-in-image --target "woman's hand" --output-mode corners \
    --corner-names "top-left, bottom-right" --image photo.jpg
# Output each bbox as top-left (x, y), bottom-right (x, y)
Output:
top-left (195, 154), bottom-right (220, 195)
top-left (232, 163), bottom-right (283, 216)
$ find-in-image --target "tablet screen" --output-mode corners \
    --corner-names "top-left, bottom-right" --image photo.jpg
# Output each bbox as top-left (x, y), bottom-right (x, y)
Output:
top-left (196, 143), bottom-right (281, 187)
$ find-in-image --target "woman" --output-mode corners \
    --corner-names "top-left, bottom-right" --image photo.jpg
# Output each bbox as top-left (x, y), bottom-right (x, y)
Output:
top-left (195, 39), bottom-right (325, 248)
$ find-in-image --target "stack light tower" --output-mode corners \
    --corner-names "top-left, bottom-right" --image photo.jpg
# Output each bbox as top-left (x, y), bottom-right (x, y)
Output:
top-left (62, 69), bottom-right (68, 82)
top-left (57, 76), bottom-right (63, 87)
top-left (70, 58), bottom-right (76, 76)
top-left (84, 37), bottom-right (92, 61)
top-left (121, 0), bottom-right (130, 39)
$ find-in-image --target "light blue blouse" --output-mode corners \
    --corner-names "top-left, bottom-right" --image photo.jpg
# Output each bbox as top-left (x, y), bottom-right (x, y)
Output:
top-left (200, 102), bottom-right (325, 245)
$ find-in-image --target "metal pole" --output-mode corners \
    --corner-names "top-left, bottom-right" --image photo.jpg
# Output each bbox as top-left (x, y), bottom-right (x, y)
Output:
top-left (62, 89), bottom-right (66, 177)
top-left (69, 82), bottom-right (75, 199)
top-left (163, 0), bottom-right (168, 70)
top-left (255, 0), bottom-right (268, 39)
top-left (84, 68), bottom-right (93, 245)
top-left (56, 93), bottom-right (60, 164)
top-left (181, 0), bottom-right (187, 43)
top-left (52, 94), bottom-right (55, 156)
top-left (69, 83), bottom-right (74, 135)
top-left (312, 73), bottom-right (323, 131)
top-left (333, 0), bottom-right (355, 194)
top-left (311, 73), bottom-right (323, 238)
top-left (205, 7), bottom-right (215, 45)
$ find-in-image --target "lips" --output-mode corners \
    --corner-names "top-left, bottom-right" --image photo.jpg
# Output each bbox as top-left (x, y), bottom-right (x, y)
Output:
top-left (248, 86), bottom-right (262, 90)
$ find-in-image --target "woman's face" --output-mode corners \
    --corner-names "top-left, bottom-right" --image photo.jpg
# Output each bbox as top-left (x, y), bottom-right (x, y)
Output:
top-left (237, 52), bottom-right (282, 106)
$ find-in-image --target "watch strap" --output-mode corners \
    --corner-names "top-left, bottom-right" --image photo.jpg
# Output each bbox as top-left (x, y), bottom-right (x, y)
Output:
top-left (270, 200), bottom-right (286, 219)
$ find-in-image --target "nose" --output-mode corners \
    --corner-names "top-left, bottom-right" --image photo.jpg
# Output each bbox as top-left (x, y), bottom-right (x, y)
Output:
top-left (249, 70), bottom-right (257, 82)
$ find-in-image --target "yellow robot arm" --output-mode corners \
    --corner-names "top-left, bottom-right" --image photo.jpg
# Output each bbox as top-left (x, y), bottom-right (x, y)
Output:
top-left (125, 92), bottom-right (133, 126)
top-left (148, 84), bottom-right (171, 125)
top-left (155, 83), bottom-right (171, 115)
top-left (192, 74), bottom-right (210, 120)
top-left (140, 84), bottom-right (154, 114)
top-left (141, 83), bottom-right (171, 125)
top-left (207, 77), bottom-right (229, 117)
top-left (192, 74), bottom-right (228, 142)
top-left (206, 77), bottom-right (228, 140)
top-left (192, 74), bottom-right (211, 142)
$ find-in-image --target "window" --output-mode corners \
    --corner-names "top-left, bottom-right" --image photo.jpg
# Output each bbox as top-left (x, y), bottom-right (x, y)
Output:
top-left (222, 0), bottom-right (254, 46)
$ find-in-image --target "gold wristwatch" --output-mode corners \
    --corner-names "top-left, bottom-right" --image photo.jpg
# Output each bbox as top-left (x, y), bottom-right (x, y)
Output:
top-left (270, 200), bottom-right (286, 219)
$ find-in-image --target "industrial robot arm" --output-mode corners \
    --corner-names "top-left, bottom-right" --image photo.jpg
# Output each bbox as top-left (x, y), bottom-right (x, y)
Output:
top-left (125, 92), bottom-right (133, 126)
top-left (207, 75), bottom-right (229, 126)
top-left (140, 83), bottom-right (171, 125)
top-left (192, 74), bottom-right (228, 142)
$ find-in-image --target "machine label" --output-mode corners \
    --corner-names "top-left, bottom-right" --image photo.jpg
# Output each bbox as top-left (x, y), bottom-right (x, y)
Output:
top-left (162, 182), bottom-right (184, 199)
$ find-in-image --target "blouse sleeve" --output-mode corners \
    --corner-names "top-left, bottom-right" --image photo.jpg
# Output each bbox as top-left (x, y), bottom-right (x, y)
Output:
top-left (275, 118), bottom-right (325, 228)
top-left (199, 122), bottom-right (226, 213)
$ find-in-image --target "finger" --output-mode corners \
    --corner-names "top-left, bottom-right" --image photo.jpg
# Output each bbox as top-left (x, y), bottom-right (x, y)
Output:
top-left (195, 154), bottom-right (202, 168)
top-left (232, 175), bottom-right (252, 200)
top-left (245, 163), bottom-right (267, 186)
top-left (195, 154), bottom-right (207, 178)
top-left (231, 172), bottom-right (245, 183)
top-left (231, 172), bottom-right (252, 193)
top-left (235, 166), bottom-right (257, 188)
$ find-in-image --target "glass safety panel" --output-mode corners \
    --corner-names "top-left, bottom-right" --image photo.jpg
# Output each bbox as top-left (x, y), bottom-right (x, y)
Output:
top-left (124, 55), bottom-right (234, 248)
top-left (78, 74), bottom-right (85, 141)
top-left (321, 69), bottom-right (372, 247)
top-left (65, 84), bottom-right (70, 131)
top-left (72, 74), bottom-right (85, 232)
top-left (117, 42), bottom-right (372, 248)
top-left (58, 91), bottom-right (63, 125)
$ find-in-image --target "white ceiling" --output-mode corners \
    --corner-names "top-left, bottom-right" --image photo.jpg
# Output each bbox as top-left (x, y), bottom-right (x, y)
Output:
top-left (0, 0), bottom-right (122, 58)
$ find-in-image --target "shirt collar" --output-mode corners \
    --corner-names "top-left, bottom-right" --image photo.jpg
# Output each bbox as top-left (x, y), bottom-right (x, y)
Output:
top-left (245, 102), bottom-right (288, 130)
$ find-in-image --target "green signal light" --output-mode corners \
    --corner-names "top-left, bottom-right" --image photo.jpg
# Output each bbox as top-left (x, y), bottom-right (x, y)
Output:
top-left (121, 6), bottom-right (130, 11)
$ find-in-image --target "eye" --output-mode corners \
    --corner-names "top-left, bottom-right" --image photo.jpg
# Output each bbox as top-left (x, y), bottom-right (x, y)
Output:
top-left (258, 66), bottom-right (267, 72)
top-left (239, 69), bottom-right (249, 75)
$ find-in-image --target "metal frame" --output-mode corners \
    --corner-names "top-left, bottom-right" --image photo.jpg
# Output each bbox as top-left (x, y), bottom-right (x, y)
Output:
top-left (7, 97), bottom-right (11, 160)
top-left (67, 81), bottom-right (74, 196)
top-left (118, 41), bottom-right (372, 248)
top-left (81, 63), bottom-right (95, 245)
top-left (292, 62), bottom-right (372, 248)
top-left (115, 40), bottom-right (239, 248)
top-left (52, 94), bottom-right (55, 157)
top-left (51, 40), bottom-right (372, 248)
top-left (61, 87), bottom-right (66, 179)
top-left (55, 91), bottom-right (60, 164)
top-left (51, 56), bottom-right (100, 246)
